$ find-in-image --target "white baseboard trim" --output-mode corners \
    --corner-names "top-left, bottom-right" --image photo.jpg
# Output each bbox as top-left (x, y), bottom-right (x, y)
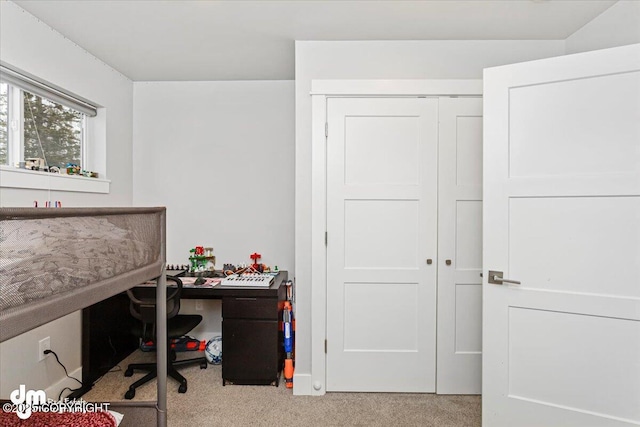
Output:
top-left (293, 372), bottom-right (326, 396)
top-left (45, 366), bottom-right (82, 400)
top-left (293, 373), bottom-right (313, 395)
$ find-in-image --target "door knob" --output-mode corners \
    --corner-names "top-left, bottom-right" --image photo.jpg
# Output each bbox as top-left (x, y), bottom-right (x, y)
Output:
top-left (426, 259), bottom-right (432, 265)
top-left (488, 270), bottom-right (521, 285)
top-left (445, 259), bottom-right (452, 266)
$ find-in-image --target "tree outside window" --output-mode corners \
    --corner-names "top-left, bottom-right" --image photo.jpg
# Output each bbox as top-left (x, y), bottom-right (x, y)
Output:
top-left (23, 91), bottom-right (83, 169)
top-left (0, 83), bottom-right (85, 169)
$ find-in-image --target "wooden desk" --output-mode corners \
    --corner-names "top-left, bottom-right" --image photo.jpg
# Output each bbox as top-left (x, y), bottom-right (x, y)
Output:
top-left (80, 271), bottom-right (287, 395)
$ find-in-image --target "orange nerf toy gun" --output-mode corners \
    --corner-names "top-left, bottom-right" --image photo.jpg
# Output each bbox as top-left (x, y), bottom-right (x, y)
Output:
top-left (283, 301), bottom-right (294, 388)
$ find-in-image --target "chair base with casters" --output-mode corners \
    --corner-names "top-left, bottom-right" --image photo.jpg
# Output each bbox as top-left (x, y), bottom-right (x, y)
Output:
top-left (123, 313), bottom-right (208, 399)
top-left (124, 351), bottom-right (207, 399)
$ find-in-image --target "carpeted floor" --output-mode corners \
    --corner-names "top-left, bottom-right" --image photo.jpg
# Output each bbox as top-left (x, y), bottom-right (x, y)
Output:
top-left (84, 350), bottom-right (481, 427)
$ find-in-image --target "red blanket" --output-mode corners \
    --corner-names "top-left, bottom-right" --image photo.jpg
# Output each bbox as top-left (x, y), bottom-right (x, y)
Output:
top-left (0, 410), bottom-right (116, 427)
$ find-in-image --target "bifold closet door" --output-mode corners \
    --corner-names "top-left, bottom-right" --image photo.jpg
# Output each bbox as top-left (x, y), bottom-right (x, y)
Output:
top-left (326, 97), bottom-right (438, 392)
top-left (436, 97), bottom-right (483, 394)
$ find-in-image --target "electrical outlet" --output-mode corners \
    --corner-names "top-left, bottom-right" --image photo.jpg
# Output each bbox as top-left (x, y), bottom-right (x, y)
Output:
top-left (195, 300), bottom-right (203, 311)
top-left (38, 336), bottom-right (50, 362)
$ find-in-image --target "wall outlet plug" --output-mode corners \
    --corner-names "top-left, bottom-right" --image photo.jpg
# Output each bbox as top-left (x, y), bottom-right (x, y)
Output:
top-left (38, 336), bottom-right (51, 361)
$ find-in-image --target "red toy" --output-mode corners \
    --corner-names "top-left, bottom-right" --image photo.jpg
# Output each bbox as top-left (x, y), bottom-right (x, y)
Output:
top-left (250, 252), bottom-right (262, 271)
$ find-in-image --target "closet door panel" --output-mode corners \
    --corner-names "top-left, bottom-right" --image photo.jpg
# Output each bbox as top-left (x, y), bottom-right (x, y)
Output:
top-left (326, 97), bottom-right (438, 392)
top-left (437, 97), bottom-right (483, 394)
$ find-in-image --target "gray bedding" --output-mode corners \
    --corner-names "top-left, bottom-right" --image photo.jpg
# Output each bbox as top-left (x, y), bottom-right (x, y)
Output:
top-left (0, 207), bottom-right (165, 343)
top-left (0, 207), bottom-right (168, 427)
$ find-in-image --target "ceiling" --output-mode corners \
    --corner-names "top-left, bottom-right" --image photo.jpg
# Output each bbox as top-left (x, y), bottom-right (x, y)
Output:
top-left (13, 0), bottom-right (616, 81)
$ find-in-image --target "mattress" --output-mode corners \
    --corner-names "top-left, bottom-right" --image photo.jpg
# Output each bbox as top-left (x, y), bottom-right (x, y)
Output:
top-left (0, 207), bottom-right (165, 343)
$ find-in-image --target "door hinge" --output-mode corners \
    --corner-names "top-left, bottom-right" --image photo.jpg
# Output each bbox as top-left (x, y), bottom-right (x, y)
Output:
top-left (325, 231), bottom-right (328, 246)
top-left (325, 122), bottom-right (328, 138)
top-left (324, 339), bottom-right (327, 354)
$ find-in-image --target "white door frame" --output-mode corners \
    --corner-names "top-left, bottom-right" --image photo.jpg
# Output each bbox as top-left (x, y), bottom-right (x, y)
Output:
top-left (308, 79), bottom-right (483, 395)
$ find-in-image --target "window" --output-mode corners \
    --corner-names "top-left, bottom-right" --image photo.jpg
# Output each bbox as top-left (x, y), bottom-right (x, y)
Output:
top-left (23, 90), bottom-right (85, 171)
top-left (0, 63), bottom-right (97, 174)
top-left (1, 83), bottom-right (86, 172)
top-left (0, 64), bottom-right (107, 193)
top-left (0, 83), bottom-right (7, 165)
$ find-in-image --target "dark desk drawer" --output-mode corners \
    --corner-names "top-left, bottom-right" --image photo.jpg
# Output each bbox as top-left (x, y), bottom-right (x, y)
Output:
top-left (222, 296), bottom-right (278, 320)
top-left (222, 318), bottom-right (280, 385)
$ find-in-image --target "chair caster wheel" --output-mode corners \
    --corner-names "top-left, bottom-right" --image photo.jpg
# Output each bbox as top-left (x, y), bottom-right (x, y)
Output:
top-left (178, 384), bottom-right (187, 393)
top-left (124, 368), bottom-right (133, 377)
top-left (124, 389), bottom-right (135, 399)
top-left (200, 362), bottom-right (207, 369)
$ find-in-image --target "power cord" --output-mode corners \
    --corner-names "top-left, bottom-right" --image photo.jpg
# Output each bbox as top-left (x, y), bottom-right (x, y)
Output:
top-left (91, 364), bottom-right (123, 387)
top-left (43, 349), bottom-right (83, 400)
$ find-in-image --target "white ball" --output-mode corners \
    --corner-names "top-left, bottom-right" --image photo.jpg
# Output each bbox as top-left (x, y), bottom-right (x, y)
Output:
top-left (205, 336), bottom-right (222, 365)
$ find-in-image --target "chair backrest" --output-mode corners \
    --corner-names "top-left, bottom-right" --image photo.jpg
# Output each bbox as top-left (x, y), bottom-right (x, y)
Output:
top-left (127, 276), bottom-right (183, 339)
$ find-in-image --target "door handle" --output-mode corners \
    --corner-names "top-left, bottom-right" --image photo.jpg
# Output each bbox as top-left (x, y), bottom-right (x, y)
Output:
top-left (488, 270), bottom-right (521, 285)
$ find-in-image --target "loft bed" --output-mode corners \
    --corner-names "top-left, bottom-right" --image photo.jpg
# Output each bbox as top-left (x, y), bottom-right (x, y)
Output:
top-left (0, 207), bottom-right (169, 427)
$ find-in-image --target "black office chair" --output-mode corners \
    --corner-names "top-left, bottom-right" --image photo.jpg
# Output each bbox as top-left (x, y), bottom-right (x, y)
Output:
top-left (124, 275), bottom-right (207, 399)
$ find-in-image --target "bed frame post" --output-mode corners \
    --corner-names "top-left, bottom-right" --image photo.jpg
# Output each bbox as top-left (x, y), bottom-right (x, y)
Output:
top-left (156, 268), bottom-right (167, 427)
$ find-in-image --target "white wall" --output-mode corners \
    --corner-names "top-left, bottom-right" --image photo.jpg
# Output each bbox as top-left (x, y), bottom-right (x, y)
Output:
top-left (566, 0), bottom-right (640, 54)
top-left (0, 1), bottom-right (134, 398)
top-left (293, 40), bottom-right (565, 394)
top-left (133, 80), bottom-right (295, 337)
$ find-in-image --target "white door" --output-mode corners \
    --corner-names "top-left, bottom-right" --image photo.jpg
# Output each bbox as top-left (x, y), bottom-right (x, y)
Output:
top-left (437, 97), bottom-right (483, 394)
top-left (326, 97), bottom-right (438, 392)
top-left (483, 44), bottom-right (640, 426)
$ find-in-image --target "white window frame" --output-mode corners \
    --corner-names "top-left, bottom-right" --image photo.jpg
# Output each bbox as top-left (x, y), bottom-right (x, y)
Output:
top-left (7, 85), bottom-right (22, 167)
top-left (8, 85), bottom-right (87, 168)
top-left (0, 78), bottom-right (109, 194)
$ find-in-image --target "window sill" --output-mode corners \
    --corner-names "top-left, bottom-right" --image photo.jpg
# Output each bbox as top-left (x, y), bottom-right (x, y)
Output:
top-left (0, 166), bottom-right (110, 194)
